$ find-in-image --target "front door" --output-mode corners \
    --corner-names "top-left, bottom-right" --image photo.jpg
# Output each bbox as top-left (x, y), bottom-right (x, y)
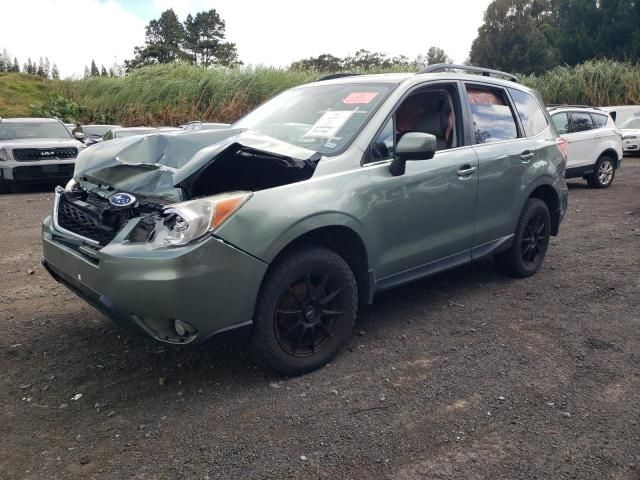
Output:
top-left (363, 83), bottom-right (479, 283)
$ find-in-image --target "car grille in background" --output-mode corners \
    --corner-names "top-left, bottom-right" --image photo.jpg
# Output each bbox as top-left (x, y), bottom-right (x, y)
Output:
top-left (12, 164), bottom-right (74, 181)
top-left (12, 147), bottom-right (78, 161)
top-left (57, 197), bottom-right (117, 245)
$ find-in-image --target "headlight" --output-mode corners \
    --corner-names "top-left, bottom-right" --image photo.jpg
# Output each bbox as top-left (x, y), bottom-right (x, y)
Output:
top-left (147, 191), bottom-right (251, 249)
top-left (64, 178), bottom-right (78, 192)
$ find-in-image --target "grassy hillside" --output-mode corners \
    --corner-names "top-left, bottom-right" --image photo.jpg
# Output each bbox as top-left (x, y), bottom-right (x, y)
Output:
top-left (3, 60), bottom-right (640, 126)
top-left (0, 73), bottom-right (51, 118)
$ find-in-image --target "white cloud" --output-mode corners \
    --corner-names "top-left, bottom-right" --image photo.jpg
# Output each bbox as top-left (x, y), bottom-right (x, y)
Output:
top-left (0, 0), bottom-right (146, 78)
top-left (158, 0), bottom-right (491, 66)
top-left (0, 0), bottom-right (491, 77)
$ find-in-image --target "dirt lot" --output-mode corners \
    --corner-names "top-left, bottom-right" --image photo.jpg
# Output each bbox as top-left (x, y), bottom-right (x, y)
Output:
top-left (1, 159), bottom-right (639, 480)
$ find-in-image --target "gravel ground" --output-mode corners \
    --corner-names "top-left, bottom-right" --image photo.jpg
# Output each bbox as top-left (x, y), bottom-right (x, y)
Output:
top-left (1, 159), bottom-right (639, 480)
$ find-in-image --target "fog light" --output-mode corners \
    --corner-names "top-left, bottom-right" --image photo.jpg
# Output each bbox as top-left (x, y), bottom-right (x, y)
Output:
top-left (174, 319), bottom-right (188, 337)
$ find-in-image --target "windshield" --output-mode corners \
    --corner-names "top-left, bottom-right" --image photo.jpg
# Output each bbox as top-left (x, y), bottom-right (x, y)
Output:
top-left (620, 117), bottom-right (640, 129)
top-left (0, 121), bottom-right (72, 140)
top-left (84, 126), bottom-right (113, 137)
top-left (115, 129), bottom-right (157, 138)
top-left (233, 83), bottom-right (395, 155)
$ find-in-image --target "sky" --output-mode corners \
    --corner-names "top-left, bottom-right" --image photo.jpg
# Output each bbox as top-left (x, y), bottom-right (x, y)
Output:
top-left (0, 0), bottom-right (492, 78)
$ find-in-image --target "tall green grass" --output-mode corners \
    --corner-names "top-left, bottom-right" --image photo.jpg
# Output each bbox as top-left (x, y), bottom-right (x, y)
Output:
top-left (521, 60), bottom-right (640, 106)
top-left (40, 59), bottom-right (640, 126)
top-left (54, 64), bottom-right (321, 126)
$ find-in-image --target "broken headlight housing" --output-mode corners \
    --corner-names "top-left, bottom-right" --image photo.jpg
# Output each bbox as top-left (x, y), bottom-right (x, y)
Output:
top-left (64, 178), bottom-right (79, 192)
top-left (147, 191), bottom-right (252, 248)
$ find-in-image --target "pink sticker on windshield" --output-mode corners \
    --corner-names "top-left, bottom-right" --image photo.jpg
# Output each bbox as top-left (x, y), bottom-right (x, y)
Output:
top-left (342, 92), bottom-right (379, 104)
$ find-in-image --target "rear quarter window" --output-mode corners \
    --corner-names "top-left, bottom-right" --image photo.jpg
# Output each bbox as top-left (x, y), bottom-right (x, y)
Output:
top-left (466, 86), bottom-right (519, 144)
top-left (591, 113), bottom-right (609, 129)
top-left (508, 88), bottom-right (548, 137)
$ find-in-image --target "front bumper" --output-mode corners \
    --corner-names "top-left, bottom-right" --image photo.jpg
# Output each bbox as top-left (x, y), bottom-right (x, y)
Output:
top-left (0, 159), bottom-right (76, 182)
top-left (42, 215), bottom-right (268, 344)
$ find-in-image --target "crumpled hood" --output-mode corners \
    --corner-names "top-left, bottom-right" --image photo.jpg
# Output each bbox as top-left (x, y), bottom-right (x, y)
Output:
top-left (73, 128), bottom-right (319, 201)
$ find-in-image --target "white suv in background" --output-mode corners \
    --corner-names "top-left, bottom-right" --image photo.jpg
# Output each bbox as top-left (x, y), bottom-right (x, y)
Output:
top-left (548, 106), bottom-right (623, 188)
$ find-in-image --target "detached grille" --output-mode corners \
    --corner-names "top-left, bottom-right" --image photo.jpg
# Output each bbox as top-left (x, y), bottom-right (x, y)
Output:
top-left (13, 147), bottom-right (78, 162)
top-left (56, 196), bottom-right (117, 246)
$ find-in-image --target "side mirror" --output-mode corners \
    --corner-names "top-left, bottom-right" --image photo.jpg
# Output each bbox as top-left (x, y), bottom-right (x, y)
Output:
top-left (74, 131), bottom-right (86, 141)
top-left (389, 132), bottom-right (437, 176)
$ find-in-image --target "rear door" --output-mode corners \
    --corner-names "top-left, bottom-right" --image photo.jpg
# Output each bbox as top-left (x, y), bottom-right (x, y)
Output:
top-left (564, 111), bottom-right (596, 169)
top-left (465, 83), bottom-right (546, 253)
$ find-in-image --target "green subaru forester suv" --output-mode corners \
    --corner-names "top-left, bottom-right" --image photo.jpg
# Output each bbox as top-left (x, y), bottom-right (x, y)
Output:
top-left (42, 65), bottom-right (568, 375)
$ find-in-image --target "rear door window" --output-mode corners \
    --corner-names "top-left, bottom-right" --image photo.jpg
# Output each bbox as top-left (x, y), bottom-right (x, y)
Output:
top-left (465, 85), bottom-right (519, 144)
top-left (570, 112), bottom-right (594, 133)
top-left (508, 88), bottom-right (548, 137)
top-left (591, 113), bottom-right (608, 129)
top-left (551, 113), bottom-right (569, 135)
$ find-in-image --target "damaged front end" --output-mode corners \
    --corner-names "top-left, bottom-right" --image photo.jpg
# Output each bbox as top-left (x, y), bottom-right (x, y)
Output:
top-left (56, 129), bottom-right (319, 249)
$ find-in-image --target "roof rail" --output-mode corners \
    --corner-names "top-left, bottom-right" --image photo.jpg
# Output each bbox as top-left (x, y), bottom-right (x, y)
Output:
top-left (317, 73), bottom-right (362, 82)
top-left (417, 64), bottom-right (519, 83)
top-left (546, 104), bottom-right (602, 111)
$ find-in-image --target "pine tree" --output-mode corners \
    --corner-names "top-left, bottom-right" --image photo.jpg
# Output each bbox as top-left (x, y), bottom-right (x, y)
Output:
top-left (84, 65), bottom-right (90, 78)
top-left (12, 57), bottom-right (20, 73)
top-left (100, 65), bottom-right (108, 76)
top-left (51, 63), bottom-right (60, 79)
top-left (90, 59), bottom-right (99, 76)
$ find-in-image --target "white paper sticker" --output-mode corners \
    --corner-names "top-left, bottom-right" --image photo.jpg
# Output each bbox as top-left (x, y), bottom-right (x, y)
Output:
top-left (304, 111), bottom-right (354, 138)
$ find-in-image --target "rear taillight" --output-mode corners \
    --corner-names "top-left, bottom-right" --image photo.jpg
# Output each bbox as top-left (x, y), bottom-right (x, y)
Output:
top-left (556, 137), bottom-right (568, 163)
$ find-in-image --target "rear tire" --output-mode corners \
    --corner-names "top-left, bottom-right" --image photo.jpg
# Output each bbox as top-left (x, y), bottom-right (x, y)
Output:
top-left (587, 155), bottom-right (615, 188)
top-left (250, 246), bottom-right (358, 376)
top-left (495, 198), bottom-right (551, 278)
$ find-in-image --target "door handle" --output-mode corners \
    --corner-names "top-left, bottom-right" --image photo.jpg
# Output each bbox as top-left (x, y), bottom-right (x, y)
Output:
top-left (457, 165), bottom-right (477, 177)
top-left (521, 151), bottom-right (535, 163)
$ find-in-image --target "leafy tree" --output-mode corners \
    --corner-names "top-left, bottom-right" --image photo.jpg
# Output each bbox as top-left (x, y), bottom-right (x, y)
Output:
top-left (83, 66), bottom-right (90, 79)
top-left (126, 9), bottom-right (189, 70)
top-left (290, 53), bottom-right (344, 72)
top-left (184, 9), bottom-right (240, 67)
top-left (469, 0), bottom-right (559, 74)
top-left (423, 46), bottom-right (452, 65)
top-left (51, 64), bottom-right (60, 79)
top-left (0, 49), bottom-right (9, 72)
top-left (90, 59), bottom-right (99, 77)
top-left (344, 49), bottom-right (394, 70)
top-left (100, 65), bottom-right (108, 77)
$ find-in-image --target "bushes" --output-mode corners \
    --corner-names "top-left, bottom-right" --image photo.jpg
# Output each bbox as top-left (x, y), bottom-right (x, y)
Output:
top-left (521, 60), bottom-right (640, 106)
top-left (39, 60), bottom-right (640, 126)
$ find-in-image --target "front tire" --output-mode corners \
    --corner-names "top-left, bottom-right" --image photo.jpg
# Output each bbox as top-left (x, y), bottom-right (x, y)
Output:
top-left (495, 198), bottom-right (551, 278)
top-left (587, 155), bottom-right (615, 188)
top-left (250, 246), bottom-right (358, 376)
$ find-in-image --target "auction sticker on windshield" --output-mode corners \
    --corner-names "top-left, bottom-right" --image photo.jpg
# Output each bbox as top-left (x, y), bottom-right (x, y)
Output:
top-left (304, 111), bottom-right (354, 138)
top-left (342, 92), bottom-right (379, 104)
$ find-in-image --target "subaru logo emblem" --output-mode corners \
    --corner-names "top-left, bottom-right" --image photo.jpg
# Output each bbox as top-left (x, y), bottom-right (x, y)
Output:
top-left (109, 192), bottom-right (137, 207)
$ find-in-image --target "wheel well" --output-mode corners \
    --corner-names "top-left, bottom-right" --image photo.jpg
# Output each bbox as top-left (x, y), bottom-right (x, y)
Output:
top-left (529, 185), bottom-right (560, 236)
top-left (269, 226), bottom-right (372, 305)
top-left (600, 149), bottom-right (619, 168)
